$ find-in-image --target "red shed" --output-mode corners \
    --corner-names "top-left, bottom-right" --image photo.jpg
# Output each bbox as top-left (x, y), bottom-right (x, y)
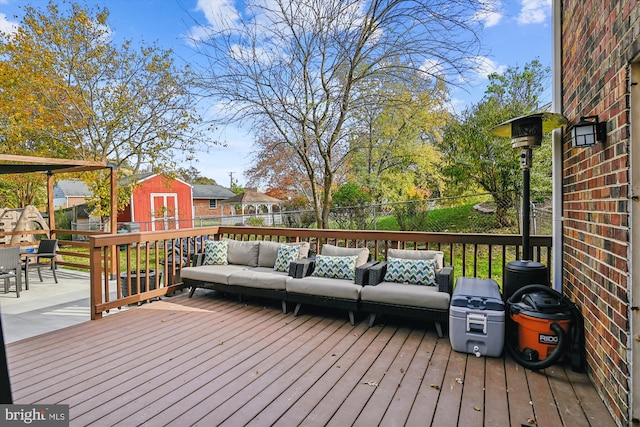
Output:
top-left (117, 173), bottom-right (193, 232)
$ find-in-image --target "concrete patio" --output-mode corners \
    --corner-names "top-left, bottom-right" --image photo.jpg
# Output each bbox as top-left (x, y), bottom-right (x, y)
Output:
top-left (0, 268), bottom-right (127, 343)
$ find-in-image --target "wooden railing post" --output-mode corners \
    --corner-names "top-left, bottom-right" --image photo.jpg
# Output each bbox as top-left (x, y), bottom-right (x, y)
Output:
top-left (89, 236), bottom-right (104, 320)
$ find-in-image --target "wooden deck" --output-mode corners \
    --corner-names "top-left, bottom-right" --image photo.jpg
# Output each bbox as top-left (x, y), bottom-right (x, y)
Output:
top-left (6, 290), bottom-right (616, 427)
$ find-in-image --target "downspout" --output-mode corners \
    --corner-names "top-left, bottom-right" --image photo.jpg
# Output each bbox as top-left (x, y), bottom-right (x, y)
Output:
top-left (552, 0), bottom-right (563, 292)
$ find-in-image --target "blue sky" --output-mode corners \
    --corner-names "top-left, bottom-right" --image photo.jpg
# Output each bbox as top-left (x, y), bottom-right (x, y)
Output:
top-left (0, 0), bottom-right (553, 188)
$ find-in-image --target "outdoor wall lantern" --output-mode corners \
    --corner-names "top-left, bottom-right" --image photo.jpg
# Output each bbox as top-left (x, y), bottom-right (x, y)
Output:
top-left (570, 115), bottom-right (607, 148)
top-left (491, 112), bottom-right (567, 261)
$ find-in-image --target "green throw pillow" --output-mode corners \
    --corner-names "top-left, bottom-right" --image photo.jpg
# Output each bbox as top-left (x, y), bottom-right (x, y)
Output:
top-left (383, 257), bottom-right (437, 286)
top-left (273, 245), bottom-right (299, 272)
top-left (312, 254), bottom-right (357, 281)
top-left (203, 240), bottom-right (228, 265)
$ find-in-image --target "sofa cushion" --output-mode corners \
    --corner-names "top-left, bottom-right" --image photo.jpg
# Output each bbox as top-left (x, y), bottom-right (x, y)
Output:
top-left (273, 245), bottom-right (299, 272)
top-left (227, 267), bottom-right (290, 290)
top-left (181, 264), bottom-right (247, 285)
top-left (312, 254), bottom-right (357, 281)
top-left (360, 281), bottom-right (450, 310)
top-left (321, 244), bottom-right (369, 267)
top-left (286, 276), bottom-right (361, 300)
top-left (203, 240), bottom-right (228, 265)
top-left (388, 249), bottom-right (444, 270)
top-left (384, 257), bottom-right (437, 286)
top-left (223, 239), bottom-right (260, 267)
top-left (258, 241), bottom-right (311, 268)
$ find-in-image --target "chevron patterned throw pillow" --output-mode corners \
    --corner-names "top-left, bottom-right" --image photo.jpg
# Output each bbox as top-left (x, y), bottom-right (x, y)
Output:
top-left (312, 254), bottom-right (357, 281)
top-left (273, 245), bottom-right (300, 272)
top-left (203, 240), bottom-right (228, 265)
top-left (384, 257), bottom-right (437, 286)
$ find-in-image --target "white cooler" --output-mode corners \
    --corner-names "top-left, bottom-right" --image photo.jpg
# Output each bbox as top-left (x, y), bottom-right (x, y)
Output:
top-left (449, 277), bottom-right (505, 357)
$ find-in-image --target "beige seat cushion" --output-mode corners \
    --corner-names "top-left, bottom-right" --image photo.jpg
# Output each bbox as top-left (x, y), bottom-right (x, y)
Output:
top-left (286, 276), bottom-right (361, 300)
top-left (228, 267), bottom-right (291, 290)
top-left (360, 281), bottom-right (450, 310)
top-left (181, 265), bottom-right (248, 285)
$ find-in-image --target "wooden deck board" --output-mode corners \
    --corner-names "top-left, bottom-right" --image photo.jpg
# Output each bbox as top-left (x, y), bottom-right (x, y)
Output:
top-left (356, 329), bottom-right (425, 426)
top-left (75, 301), bottom-right (280, 425)
top-left (106, 303), bottom-right (314, 426)
top-left (190, 316), bottom-right (336, 425)
top-left (303, 325), bottom-right (399, 426)
top-left (458, 352), bottom-right (485, 426)
top-left (5, 291), bottom-right (617, 427)
top-left (430, 344), bottom-right (466, 425)
top-left (546, 366), bottom-right (590, 426)
top-left (270, 322), bottom-right (380, 426)
top-left (484, 355), bottom-right (510, 426)
top-left (221, 319), bottom-right (355, 426)
top-left (252, 321), bottom-right (366, 426)
top-left (329, 326), bottom-right (412, 426)
top-left (505, 355), bottom-right (537, 426)
top-left (378, 329), bottom-right (435, 426)
top-left (528, 368), bottom-right (564, 426)
top-left (404, 334), bottom-right (450, 426)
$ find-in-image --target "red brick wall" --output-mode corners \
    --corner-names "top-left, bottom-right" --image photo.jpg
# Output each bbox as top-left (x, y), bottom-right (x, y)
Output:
top-left (562, 1), bottom-right (635, 424)
top-left (193, 200), bottom-right (234, 217)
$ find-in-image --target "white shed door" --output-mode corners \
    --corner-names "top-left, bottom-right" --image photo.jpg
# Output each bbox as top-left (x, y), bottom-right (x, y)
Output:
top-left (150, 193), bottom-right (178, 231)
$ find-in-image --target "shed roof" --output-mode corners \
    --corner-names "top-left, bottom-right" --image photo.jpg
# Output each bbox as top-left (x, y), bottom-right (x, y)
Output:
top-left (192, 184), bottom-right (235, 199)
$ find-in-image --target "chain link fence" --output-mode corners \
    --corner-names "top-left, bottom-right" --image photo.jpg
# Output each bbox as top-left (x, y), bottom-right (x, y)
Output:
top-left (192, 194), bottom-right (553, 235)
top-left (55, 194), bottom-right (553, 236)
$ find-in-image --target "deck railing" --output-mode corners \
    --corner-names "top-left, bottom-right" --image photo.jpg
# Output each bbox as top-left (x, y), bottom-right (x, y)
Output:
top-left (88, 226), bottom-right (552, 320)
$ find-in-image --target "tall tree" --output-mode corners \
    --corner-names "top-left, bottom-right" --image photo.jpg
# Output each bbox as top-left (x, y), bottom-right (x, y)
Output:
top-left (0, 1), bottom-right (205, 214)
top-left (349, 73), bottom-right (450, 203)
top-left (245, 131), bottom-right (317, 205)
top-left (437, 60), bottom-right (551, 227)
top-left (191, 0), bottom-right (484, 228)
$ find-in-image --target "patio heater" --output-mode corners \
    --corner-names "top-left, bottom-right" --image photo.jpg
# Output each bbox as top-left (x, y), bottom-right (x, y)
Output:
top-left (491, 112), bottom-right (566, 300)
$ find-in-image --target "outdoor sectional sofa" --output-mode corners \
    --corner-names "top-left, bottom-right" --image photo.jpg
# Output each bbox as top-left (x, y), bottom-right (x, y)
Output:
top-left (181, 239), bottom-right (454, 337)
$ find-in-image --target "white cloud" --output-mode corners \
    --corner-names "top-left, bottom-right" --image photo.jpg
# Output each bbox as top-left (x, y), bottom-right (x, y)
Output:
top-left (468, 56), bottom-right (507, 81)
top-left (196, 0), bottom-right (241, 30)
top-left (0, 13), bottom-right (18, 35)
top-left (517, 0), bottom-right (551, 25)
top-left (420, 58), bottom-right (445, 77)
top-left (475, 0), bottom-right (503, 28)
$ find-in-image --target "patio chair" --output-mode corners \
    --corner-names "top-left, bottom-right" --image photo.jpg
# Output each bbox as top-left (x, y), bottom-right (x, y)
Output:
top-left (22, 239), bottom-right (58, 288)
top-left (0, 246), bottom-right (22, 297)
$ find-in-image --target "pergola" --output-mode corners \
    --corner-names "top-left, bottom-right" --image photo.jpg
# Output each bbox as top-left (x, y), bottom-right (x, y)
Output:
top-left (0, 154), bottom-right (118, 236)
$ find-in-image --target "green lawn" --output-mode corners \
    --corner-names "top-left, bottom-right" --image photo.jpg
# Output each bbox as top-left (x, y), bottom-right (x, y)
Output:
top-left (376, 203), bottom-right (518, 234)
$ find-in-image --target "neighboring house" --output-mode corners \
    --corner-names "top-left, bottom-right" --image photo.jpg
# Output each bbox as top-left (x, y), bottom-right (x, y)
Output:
top-left (53, 179), bottom-right (92, 209)
top-left (558, 2), bottom-right (640, 424)
top-left (117, 173), bottom-right (193, 232)
top-left (192, 184), bottom-right (236, 217)
top-left (221, 190), bottom-right (283, 226)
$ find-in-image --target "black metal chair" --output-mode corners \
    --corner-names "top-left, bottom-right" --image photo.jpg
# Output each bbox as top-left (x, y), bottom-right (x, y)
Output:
top-left (22, 239), bottom-right (58, 288)
top-left (0, 246), bottom-right (22, 297)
